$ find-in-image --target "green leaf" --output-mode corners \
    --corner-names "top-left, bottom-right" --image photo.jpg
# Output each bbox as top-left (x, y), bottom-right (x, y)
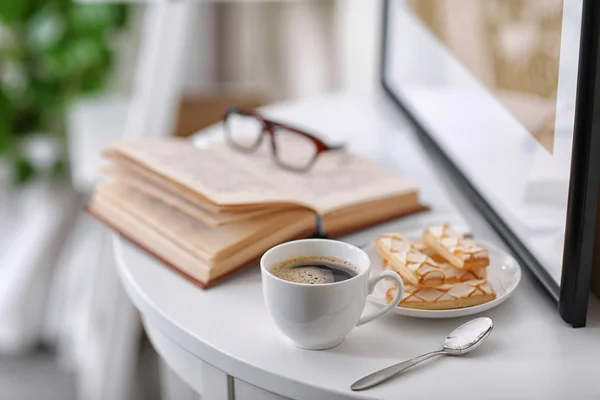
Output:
top-left (15, 156), bottom-right (36, 183)
top-left (0, 90), bottom-right (14, 153)
top-left (51, 158), bottom-right (66, 179)
top-left (67, 36), bottom-right (109, 72)
top-left (38, 46), bottom-right (72, 79)
top-left (113, 5), bottom-right (129, 28)
top-left (11, 79), bottom-right (59, 135)
top-left (26, 6), bottom-right (67, 52)
top-left (70, 4), bottom-right (125, 32)
top-left (79, 51), bottom-right (112, 94)
top-left (12, 109), bottom-right (42, 136)
top-left (0, 1), bottom-right (30, 24)
top-left (0, 89), bottom-right (13, 118)
top-left (28, 79), bottom-right (61, 115)
top-left (0, 131), bottom-right (11, 153)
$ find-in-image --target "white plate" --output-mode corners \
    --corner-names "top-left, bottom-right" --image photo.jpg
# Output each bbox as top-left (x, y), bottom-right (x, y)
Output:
top-left (366, 239), bottom-right (522, 318)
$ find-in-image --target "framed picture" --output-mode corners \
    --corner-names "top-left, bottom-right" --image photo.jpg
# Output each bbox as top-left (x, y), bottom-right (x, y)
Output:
top-left (381, 0), bottom-right (600, 327)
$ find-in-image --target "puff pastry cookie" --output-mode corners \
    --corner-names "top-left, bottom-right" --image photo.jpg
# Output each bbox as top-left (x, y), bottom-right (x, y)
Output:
top-left (423, 224), bottom-right (489, 270)
top-left (383, 260), bottom-right (486, 283)
top-left (376, 233), bottom-right (445, 287)
top-left (410, 239), bottom-right (447, 264)
top-left (386, 279), bottom-right (496, 310)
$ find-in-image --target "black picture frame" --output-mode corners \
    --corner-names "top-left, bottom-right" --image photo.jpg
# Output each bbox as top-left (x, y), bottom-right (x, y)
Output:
top-left (380, 0), bottom-right (600, 327)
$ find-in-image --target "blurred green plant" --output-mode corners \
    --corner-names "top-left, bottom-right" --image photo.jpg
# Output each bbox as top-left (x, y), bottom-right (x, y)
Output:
top-left (0, 0), bottom-right (128, 183)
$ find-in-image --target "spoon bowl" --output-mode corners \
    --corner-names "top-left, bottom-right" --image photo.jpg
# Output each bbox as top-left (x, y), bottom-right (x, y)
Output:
top-left (443, 317), bottom-right (494, 355)
top-left (351, 317), bottom-right (494, 391)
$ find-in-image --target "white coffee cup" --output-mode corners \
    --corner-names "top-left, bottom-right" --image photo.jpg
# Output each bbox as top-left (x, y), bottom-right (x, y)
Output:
top-left (261, 239), bottom-right (404, 350)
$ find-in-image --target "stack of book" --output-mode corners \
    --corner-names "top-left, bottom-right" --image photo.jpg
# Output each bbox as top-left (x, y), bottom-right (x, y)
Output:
top-left (88, 138), bottom-right (425, 288)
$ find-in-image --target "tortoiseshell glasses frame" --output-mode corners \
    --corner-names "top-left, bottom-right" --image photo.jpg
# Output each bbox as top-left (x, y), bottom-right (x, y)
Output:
top-left (223, 107), bottom-right (345, 172)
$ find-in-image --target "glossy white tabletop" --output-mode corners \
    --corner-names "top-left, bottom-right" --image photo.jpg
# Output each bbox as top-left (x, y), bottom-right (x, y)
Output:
top-left (114, 93), bottom-right (600, 399)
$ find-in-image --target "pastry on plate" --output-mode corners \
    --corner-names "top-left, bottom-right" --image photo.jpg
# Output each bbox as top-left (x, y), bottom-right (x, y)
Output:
top-left (376, 233), bottom-right (445, 287)
top-left (386, 279), bottom-right (496, 310)
top-left (410, 239), bottom-right (447, 264)
top-left (423, 224), bottom-right (489, 270)
top-left (383, 259), bottom-right (486, 283)
top-left (439, 262), bottom-right (487, 282)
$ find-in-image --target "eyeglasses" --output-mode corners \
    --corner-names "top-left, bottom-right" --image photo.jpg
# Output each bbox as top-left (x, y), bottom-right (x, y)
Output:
top-left (223, 107), bottom-right (345, 172)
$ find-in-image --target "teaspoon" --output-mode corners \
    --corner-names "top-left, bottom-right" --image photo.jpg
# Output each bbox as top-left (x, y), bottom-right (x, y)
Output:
top-left (351, 317), bottom-right (493, 391)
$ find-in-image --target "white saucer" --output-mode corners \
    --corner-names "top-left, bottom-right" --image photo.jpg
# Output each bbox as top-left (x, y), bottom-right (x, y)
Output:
top-left (366, 239), bottom-right (521, 318)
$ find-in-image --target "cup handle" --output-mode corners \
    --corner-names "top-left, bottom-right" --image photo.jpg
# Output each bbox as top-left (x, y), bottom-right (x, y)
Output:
top-left (356, 271), bottom-right (404, 326)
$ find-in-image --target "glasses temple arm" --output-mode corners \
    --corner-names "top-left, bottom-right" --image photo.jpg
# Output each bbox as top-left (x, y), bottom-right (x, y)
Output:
top-left (328, 143), bottom-right (346, 151)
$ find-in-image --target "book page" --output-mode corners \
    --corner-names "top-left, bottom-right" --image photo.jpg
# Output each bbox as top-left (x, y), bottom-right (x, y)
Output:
top-left (89, 194), bottom-right (316, 284)
top-left (103, 164), bottom-right (287, 226)
top-left (95, 180), bottom-right (313, 259)
top-left (211, 141), bottom-right (418, 215)
top-left (108, 139), bottom-right (299, 206)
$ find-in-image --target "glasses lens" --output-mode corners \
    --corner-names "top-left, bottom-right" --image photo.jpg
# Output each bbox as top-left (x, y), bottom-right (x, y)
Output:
top-left (273, 129), bottom-right (318, 171)
top-left (225, 112), bottom-right (264, 149)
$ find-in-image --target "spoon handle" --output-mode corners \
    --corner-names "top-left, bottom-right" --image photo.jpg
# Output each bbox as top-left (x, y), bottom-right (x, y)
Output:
top-left (351, 349), bottom-right (446, 391)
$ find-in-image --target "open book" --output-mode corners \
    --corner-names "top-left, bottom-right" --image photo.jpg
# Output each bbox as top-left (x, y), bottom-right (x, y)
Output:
top-left (88, 138), bottom-right (425, 287)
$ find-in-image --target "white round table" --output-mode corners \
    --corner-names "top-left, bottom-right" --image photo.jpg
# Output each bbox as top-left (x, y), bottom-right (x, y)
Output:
top-left (114, 94), bottom-right (600, 400)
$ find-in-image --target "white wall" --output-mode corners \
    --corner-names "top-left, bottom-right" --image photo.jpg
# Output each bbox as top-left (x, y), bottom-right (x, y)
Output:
top-left (334, 0), bottom-right (382, 93)
top-left (181, 0), bottom-right (382, 100)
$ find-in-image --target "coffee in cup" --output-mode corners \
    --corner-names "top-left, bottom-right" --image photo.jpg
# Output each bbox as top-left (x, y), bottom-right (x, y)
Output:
top-left (270, 256), bottom-right (358, 284)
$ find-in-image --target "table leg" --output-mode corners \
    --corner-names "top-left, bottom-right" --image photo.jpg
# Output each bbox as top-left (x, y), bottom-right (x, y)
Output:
top-left (201, 362), bottom-right (234, 400)
top-left (145, 322), bottom-right (236, 399)
top-left (159, 359), bottom-right (201, 400)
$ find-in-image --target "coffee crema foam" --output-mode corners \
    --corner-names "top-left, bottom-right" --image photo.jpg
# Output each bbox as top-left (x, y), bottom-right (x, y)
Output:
top-left (270, 256), bottom-right (358, 285)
